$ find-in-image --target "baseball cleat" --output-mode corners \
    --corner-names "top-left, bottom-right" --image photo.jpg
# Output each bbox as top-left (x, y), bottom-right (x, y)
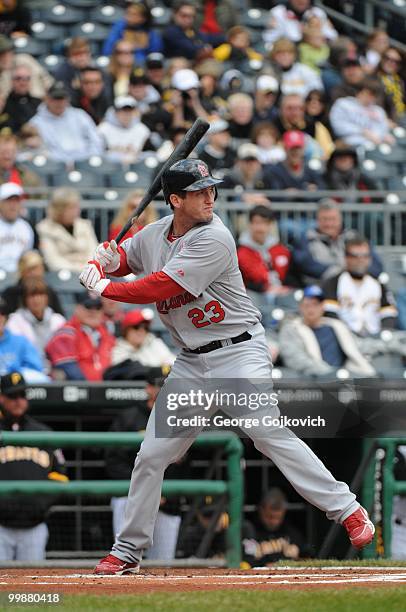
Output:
top-left (342, 506), bottom-right (375, 549)
top-left (94, 554), bottom-right (140, 575)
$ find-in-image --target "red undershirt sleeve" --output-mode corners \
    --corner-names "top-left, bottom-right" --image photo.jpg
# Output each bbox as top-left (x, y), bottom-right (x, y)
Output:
top-left (102, 271), bottom-right (185, 304)
top-left (109, 246), bottom-right (132, 277)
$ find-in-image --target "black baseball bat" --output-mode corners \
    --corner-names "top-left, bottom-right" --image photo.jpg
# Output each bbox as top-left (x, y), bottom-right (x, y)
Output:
top-left (114, 117), bottom-right (210, 245)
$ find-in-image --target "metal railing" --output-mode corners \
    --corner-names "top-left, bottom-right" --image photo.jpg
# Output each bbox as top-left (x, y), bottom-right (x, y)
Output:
top-left (0, 431), bottom-right (244, 567)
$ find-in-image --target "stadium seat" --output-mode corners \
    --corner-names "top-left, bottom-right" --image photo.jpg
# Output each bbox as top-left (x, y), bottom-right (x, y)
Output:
top-left (75, 157), bottom-right (122, 183)
top-left (242, 8), bottom-right (269, 29)
top-left (52, 169), bottom-right (100, 188)
top-left (31, 21), bottom-right (66, 42)
top-left (89, 5), bottom-right (124, 26)
top-left (108, 169), bottom-right (147, 189)
top-left (365, 144), bottom-right (405, 166)
top-left (151, 5), bottom-right (171, 27)
top-left (44, 4), bottom-right (87, 25)
top-left (39, 54), bottom-right (65, 73)
top-left (361, 159), bottom-right (394, 186)
top-left (386, 176), bottom-right (406, 191)
top-left (71, 22), bottom-right (110, 43)
top-left (45, 270), bottom-right (82, 315)
top-left (0, 270), bottom-right (17, 294)
top-left (24, 156), bottom-right (66, 185)
top-left (13, 36), bottom-right (48, 57)
top-left (63, 0), bottom-right (99, 8)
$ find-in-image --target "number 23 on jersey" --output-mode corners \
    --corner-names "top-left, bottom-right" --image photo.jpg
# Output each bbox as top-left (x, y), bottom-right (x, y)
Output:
top-left (187, 300), bottom-right (225, 328)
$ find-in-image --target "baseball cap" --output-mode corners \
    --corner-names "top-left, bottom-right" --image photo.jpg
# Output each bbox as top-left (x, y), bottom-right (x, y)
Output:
top-left (129, 67), bottom-right (149, 86)
top-left (171, 69), bottom-right (199, 91)
top-left (237, 143), bottom-right (259, 161)
top-left (77, 292), bottom-right (103, 309)
top-left (209, 118), bottom-right (229, 134)
top-left (0, 371), bottom-right (27, 396)
top-left (114, 95), bottom-right (137, 110)
top-left (47, 81), bottom-right (69, 99)
top-left (146, 53), bottom-right (164, 69)
top-left (0, 35), bottom-right (13, 54)
top-left (256, 74), bottom-right (279, 93)
top-left (121, 308), bottom-right (154, 331)
top-left (283, 130), bottom-right (305, 149)
top-left (0, 182), bottom-right (26, 201)
top-left (303, 285), bottom-right (325, 301)
top-left (146, 364), bottom-right (171, 387)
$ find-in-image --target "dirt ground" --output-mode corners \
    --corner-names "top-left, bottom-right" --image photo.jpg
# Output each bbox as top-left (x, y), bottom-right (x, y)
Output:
top-left (1, 567), bottom-right (406, 594)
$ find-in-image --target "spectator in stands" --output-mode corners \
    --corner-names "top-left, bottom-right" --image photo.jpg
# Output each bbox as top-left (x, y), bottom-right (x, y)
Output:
top-left (269, 38), bottom-right (323, 98)
top-left (0, 297), bottom-right (47, 382)
top-left (263, 0), bottom-right (337, 46)
top-left (279, 285), bottom-right (376, 377)
top-left (330, 57), bottom-right (365, 102)
top-left (108, 40), bottom-right (136, 98)
top-left (111, 309), bottom-right (175, 370)
top-left (237, 205), bottom-right (291, 295)
top-left (29, 81), bottom-right (104, 163)
top-left (266, 130), bottom-right (324, 192)
top-left (0, 131), bottom-right (42, 187)
top-left (194, 0), bottom-right (236, 34)
top-left (375, 47), bottom-right (406, 121)
top-left (325, 146), bottom-right (378, 197)
top-left (3, 64), bottom-right (40, 134)
top-left (196, 60), bottom-right (227, 116)
top-left (145, 52), bottom-right (165, 94)
top-left (46, 292), bottom-right (115, 381)
top-left (226, 92), bottom-right (254, 139)
top-left (36, 187), bottom-right (98, 273)
top-left (162, 1), bottom-right (222, 61)
top-left (0, 1), bottom-right (31, 38)
top-left (272, 93), bottom-right (307, 135)
top-left (109, 189), bottom-right (158, 243)
top-left (298, 20), bottom-right (330, 75)
top-left (213, 25), bottom-right (263, 67)
top-left (101, 297), bottom-right (124, 338)
top-left (322, 235), bottom-right (398, 336)
top-left (105, 366), bottom-right (186, 560)
top-left (53, 37), bottom-right (93, 97)
top-left (0, 34), bottom-right (53, 99)
top-left (102, 0), bottom-right (162, 63)
top-left (362, 29), bottom-right (389, 74)
top-left (6, 278), bottom-right (65, 370)
top-left (169, 68), bottom-right (210, 128)
top-left (128, 67), bottom-right (172, 138)
top-left (199, 118), bottom-right (235, 171)
top-left (177, 501), bottom-right (228, 559)
top-left (253, 75), bottom-right (279, 125)
top-left (222, 143), bottom-right (273, 194)
top-left (242, 488), bottom-right (308, 566)
top-left (290, 200), bottom-right (383, 286)
top-left (329, 78), bottom-right (394, 149)
top-left (0, 182), bottom-right (36, 274)
top-left (252, 122), bottom-right (285, 166)
top-left (72, 67), bottom-right (112, 126)
top-left (97, 96), bottom-right (151, 164)
top-left (2, 250), bottom-right (64, 315)
top-left (321, 36), bottom-right (358, 97)
top-left (0, 371), bottom-right (67, 561)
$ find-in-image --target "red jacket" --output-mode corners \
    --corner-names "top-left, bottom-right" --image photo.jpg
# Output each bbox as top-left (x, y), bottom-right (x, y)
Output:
top-left (237, 243), bottom-right (291, 293)
top-left (46, 316), bottom-right (115, 381)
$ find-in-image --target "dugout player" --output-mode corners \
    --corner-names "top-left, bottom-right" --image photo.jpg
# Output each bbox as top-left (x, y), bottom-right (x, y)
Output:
top-left (80, 159), bottom-right (375, 575)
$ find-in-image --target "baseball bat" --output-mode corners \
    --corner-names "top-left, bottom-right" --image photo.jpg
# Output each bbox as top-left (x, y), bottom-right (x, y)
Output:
top-left (114, 117), bottom-right (210, 246)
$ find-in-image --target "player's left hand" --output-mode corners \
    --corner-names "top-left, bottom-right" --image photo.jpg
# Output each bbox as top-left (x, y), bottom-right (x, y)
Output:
top-left (79, 260), bottom-right (111, 295)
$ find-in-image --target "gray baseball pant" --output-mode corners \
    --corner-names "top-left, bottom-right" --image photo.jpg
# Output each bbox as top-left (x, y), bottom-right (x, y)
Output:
top-left (112, 323), bottom-right (359, 563)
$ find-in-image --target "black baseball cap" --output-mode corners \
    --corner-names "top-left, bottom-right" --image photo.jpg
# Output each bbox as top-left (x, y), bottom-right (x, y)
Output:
top-left (130, 67), bottom-right (149, 86)
top-left (77, 292), bottom-right (103, 309)
top-left (0, 371), bottom-right (27, 396)
top-left (146, 365), bottom-right (171, 387)
top-left (146, 53), bottom-right (164, 69)
top-left (47, 81), bottom-right (69, 99)
top-left (0, 296), bottom-right (8, 316)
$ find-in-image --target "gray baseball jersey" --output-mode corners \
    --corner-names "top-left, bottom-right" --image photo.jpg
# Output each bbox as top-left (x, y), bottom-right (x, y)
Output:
top-left (121, 213), bottom-right (261, 349)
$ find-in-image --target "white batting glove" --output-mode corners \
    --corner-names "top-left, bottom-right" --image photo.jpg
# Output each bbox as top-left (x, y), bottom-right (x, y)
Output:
top-left (79, 260), bottom-right (111, 295)
top-left (93, 240), bottom-right (120, 273)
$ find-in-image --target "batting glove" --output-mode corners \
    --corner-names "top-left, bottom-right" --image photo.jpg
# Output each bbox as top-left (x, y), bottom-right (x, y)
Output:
top-left (93, 240), bottom-right (120, 273)
top-left (79, 260), bottom-right (111, 295)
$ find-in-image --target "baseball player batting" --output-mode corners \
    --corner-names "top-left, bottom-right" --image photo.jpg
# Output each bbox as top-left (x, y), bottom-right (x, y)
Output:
top-left (79, 159), bottom-right (375, 575)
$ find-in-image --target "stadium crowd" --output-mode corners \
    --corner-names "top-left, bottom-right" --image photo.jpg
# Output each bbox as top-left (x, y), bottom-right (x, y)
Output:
top-left (1, 0), bottom-right (406, 561)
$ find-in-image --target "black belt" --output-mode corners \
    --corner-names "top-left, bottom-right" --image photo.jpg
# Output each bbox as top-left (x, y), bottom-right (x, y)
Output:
top-left (185, 331), bottom-right (252, 355)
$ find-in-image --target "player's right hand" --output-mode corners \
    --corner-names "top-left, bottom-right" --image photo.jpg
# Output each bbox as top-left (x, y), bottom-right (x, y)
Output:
top-left (93, 240), bottom-right (120, 273)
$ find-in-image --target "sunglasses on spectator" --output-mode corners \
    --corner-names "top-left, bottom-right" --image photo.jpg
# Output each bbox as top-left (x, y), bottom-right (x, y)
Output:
top-left (345, 252), bottom-right (370, 258)
top-left (4, 391), bottom-right (26, 399)
top-left (384, 55), bottom-right (401, 64)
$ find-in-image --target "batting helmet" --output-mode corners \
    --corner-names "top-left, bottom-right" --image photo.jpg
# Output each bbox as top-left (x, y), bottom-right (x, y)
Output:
top-left (161, 159), bottom-right (223, 205)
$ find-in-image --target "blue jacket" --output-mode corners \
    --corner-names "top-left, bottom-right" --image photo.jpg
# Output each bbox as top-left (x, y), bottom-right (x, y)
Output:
top-left (0, 329), bottom-right (44, 376)
top-left (162, 24), bottom-right (223, 60)
top-left (102, 20), bottom-right (162, 62)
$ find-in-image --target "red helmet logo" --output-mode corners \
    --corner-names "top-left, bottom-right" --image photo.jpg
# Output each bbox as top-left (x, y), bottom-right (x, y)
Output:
top-left (197, 163), bottom-right (209, 177)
